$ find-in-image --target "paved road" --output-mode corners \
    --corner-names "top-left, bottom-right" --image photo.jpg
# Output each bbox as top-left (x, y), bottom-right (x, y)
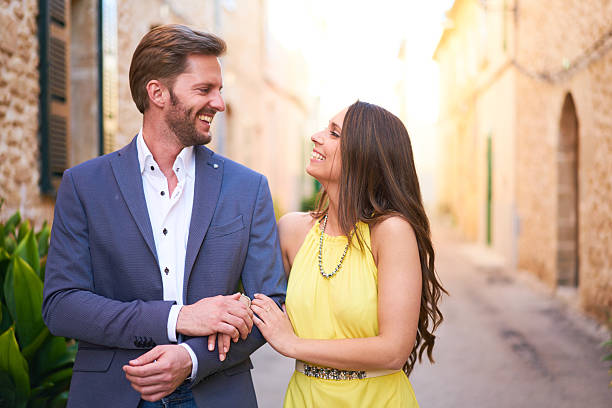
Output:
top-left (409, 226), bottom-right (611, 408)
top-left (251, 343), bottom-right (293, 407)
top-left (251, 225), bottom-right (612, 407)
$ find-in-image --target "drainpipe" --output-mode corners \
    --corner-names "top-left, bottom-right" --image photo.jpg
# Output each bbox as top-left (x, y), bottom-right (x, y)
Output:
top-left (213, 0), bottom-right (227, 154)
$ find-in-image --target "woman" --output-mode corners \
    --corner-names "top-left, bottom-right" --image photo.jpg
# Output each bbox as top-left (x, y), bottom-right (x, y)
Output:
top-left (238, 101), bottom-right (444, 406)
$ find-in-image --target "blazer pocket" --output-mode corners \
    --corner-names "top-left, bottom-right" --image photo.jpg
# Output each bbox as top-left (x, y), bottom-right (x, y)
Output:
top-left (207, 215), bottom-right (245, 239)
top-left (73, 349), bottom-right (115, 372)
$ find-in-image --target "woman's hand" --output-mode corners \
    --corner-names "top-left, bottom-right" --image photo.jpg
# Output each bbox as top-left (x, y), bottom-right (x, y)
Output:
top-left (251, 294), bottom-right (298, 357)
top-left (208, 333), bottom-right (233, 361)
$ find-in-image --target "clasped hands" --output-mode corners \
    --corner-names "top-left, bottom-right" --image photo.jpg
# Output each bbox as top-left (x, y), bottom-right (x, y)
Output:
top-left (123, 292), bottom-right (253, 401)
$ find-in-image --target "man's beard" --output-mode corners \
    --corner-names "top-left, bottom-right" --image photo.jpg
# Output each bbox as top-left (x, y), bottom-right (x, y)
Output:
top-left (165, 89), bottom-right (212, 147)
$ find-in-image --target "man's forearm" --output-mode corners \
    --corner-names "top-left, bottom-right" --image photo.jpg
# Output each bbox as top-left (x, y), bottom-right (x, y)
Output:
top-left (43, 288), bottom-right (174, 349)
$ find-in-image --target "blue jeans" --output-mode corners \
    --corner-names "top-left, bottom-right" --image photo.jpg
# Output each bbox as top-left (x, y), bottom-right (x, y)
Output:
top-left (138, 382), bottom-right (196, 408)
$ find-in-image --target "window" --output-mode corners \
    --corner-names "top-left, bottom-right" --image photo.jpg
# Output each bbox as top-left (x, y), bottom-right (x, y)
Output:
top-left (39, 0), bottom-right (70, 194)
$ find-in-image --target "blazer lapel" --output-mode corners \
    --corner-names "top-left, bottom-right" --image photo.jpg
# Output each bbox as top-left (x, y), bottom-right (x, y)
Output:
top-left (184, 146), bottom-right (223, 295)
top-left (110, 137), bottom-right (159, 265)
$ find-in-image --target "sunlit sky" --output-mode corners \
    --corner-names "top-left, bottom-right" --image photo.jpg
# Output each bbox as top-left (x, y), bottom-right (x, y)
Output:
top-left (266, 0), bottom-right (455, 205)
top-left (267, 0), bottom-right (454, 123)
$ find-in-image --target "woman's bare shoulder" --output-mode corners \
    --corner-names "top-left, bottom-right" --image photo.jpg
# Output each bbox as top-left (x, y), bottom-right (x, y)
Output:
top-left (278, 212), bottom-right (317, 262)
top-left (278, 212), bottom-right (316, 236)
top-left (370, 215), bottom-right (417, 250)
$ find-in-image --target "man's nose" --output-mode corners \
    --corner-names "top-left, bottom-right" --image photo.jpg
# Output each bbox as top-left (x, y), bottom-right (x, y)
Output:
top-left (210, 91), bottom-right (225, 112)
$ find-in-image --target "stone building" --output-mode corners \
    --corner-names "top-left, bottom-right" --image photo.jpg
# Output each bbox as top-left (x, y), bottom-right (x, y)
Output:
top-left (434, 0), bottom-right (612, 322)
top-left (0, 0), bottom-right (315, 226)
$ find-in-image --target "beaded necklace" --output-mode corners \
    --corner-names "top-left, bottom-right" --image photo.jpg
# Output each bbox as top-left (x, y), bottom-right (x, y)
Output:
top-left (318, 214), bottom-right (351, 279)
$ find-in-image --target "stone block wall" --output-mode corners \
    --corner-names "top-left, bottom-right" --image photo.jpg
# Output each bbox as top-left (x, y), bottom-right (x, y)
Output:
top-left (580, 54), bottom-right (612, 321)
top-left (0, 0), bottom-right (55, 226)
top-left (515, 0), bottom-right (612, 321)
top-left (437, 0), bottom-right (612, 322)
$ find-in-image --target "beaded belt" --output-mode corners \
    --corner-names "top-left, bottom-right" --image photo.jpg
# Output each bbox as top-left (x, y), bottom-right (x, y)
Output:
top-left (295, 361), bottom-right (398, 380)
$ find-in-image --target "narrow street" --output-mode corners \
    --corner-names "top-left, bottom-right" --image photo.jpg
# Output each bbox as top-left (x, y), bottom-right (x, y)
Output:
top-left (409, 223), bottom-right (612, 407)
top-left (251, 222), bottom-right (612, 407)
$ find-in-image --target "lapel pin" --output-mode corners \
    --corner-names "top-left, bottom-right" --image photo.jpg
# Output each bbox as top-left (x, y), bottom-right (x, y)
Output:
top-left (213, 163), bottom-right (219, 169)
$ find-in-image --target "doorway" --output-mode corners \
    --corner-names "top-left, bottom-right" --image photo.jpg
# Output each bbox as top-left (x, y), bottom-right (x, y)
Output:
top-left (556, 93), bottom-right (579, 287)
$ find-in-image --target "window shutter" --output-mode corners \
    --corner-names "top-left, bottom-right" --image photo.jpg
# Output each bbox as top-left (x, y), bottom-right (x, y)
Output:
top-left (39, 0), bottom-right (70, 195)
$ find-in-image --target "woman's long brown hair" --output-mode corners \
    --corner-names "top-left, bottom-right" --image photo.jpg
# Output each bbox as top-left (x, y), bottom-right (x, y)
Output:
top-left (312, 101), bottom-right (447, 376)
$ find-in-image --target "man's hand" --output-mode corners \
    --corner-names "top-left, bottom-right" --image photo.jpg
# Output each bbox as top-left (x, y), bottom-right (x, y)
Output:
top-left (123, 345), bottom-right (192, 402)
top-left (176, 293), bottom-right (253, 339)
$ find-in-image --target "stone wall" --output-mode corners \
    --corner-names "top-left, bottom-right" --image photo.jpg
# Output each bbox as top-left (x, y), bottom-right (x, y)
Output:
top-left (514, 0), bottom-right (612, 321)
top-left (0, 0), bottom-right (55, 225)
top-left (437, 0), bottom-right (612, 322)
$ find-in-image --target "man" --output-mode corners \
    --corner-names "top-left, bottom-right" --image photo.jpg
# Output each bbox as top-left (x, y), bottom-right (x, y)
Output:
top-left (42, 24), bottom-right (286, 407)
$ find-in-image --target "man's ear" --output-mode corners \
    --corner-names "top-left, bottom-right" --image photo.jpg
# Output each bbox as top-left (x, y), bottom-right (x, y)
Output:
top-left (145, 80), bottom-right (167, 109)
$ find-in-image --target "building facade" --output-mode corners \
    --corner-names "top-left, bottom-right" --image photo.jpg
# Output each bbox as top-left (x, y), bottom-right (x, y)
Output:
top-left (435, 0), bottom-right (612, 322)
top-left (0, 0), bottom-right (315, 226)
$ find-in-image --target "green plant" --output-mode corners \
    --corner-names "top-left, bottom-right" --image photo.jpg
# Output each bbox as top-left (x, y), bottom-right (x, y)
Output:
top-left (300, 180), bottom-right (321, 212)
top-left (0, 203), bottom-right (76, 408)
top-left (603, 322), bottom-right (612, 387)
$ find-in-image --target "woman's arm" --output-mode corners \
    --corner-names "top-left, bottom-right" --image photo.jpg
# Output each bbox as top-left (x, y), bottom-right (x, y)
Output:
top-left (252, 216), bottom-right (422, 371)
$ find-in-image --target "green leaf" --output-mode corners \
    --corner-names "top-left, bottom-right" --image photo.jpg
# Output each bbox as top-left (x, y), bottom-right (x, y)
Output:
top-left (30, 337), bottom-right (75, 385)
top-left (16, 221), bottom-right (31, 244)
top-left (601, 339), bottom-right (612, 347)
top-left (0, 249), bottom-right (9, 305)
top-left (0, 371), bottom-right (16, 407)
top-left (0, 248), bottom-right (9, 263)
top-left (38, 367), bottom-right (73, 387)
top-left (49, 391), bottom-right (68, 408)
top-left (30, 381), bottom-right (55, 399)
top-left (21, 327), bottom-right (49, 361)
top-left (603, 353), bottom-right (612, 362)
top-left (31, 368), bottom-right (72, 405)
top-left (39, 259), bottom-right (46, 282)
top-left (3, 257), bottom-right (44, 349)
top-left (4, 212), bottom-right (21, 237)
top-left (0, 301), bottom-right (12, 334)
top-left (14, 230), bottom-right (40, 276)
top-left (0, 327), bottom-right (30, 407)
top-left (36, 222), bottom-right (50, 259)
top-left (27, 396), bottom-right (49, 408)
top-left (4, 235), bottom-right (16, 254)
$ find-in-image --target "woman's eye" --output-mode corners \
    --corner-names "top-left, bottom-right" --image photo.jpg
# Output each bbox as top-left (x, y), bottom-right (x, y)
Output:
top-left (330, 131), bottom-right (340, 137)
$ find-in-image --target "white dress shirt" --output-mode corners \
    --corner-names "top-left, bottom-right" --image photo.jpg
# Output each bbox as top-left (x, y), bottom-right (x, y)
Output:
top-left (137, 130), bottom-right (198, 378)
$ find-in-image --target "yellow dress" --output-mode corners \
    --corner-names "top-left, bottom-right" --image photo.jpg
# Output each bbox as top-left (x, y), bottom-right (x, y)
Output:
top-left (284, 220), bottom-right (419, 408)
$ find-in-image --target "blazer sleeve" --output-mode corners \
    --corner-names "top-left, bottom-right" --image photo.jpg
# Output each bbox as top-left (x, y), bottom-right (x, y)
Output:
top-left (184, 175), bottom-right (287, 383)
top-left (42, 169), bottom-right (174, 349)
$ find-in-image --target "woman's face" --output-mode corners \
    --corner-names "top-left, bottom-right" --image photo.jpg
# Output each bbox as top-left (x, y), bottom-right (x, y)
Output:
top-left (306, 107), bottom-right (348, 185)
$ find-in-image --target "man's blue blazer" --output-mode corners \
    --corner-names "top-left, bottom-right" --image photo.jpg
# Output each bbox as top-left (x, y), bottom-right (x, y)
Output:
top-left (42, 137), bottom-right (287, 407)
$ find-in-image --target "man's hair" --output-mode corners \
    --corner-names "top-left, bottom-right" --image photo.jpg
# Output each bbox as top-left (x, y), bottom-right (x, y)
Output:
top-left (129, 24), bottom-right (226, 113)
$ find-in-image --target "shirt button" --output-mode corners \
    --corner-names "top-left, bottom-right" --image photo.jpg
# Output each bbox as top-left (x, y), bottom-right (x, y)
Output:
top-left (160, 191), bottom-right (165, 196)
top-left (163, 228), bottom-right (168, 235)
top-left (150, 166), bottom-right (154, 171)
top-left (164, 267), bottom-right (169, 275)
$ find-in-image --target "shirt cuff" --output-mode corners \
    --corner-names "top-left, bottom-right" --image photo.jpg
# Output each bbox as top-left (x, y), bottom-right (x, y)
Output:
top-left (167, 305), bottom-right (182, 343)
top-left (179, 343), bottom-right (198, 380)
